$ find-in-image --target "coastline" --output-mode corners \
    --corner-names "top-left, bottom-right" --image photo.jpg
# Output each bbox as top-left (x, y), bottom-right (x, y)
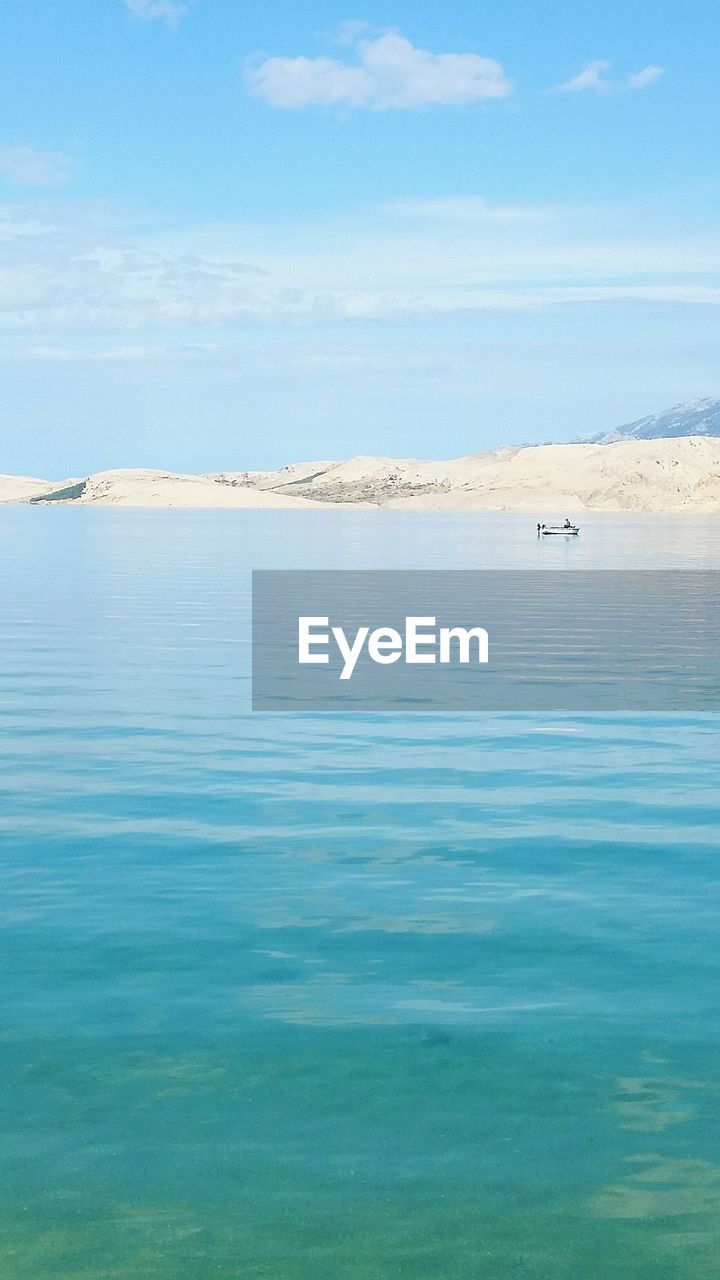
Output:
top-left (5, 436), bottom-right (720, 513)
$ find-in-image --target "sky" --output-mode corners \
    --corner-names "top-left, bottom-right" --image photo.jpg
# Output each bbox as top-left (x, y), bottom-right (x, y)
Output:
top-left (1, 0), bottom-right (719, 476)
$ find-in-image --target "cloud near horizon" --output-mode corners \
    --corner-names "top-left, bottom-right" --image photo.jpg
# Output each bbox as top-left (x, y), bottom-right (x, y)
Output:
top-left (553, 60), bottom-right (665, 94)
top-left (0, 147), bottom-right (72, 188)
top-left (246, 30), bottom-right (513, 109)
top-left (0, 196), bottom-right (718, 343)
top-left (124, 0), bottom-right (188, 26)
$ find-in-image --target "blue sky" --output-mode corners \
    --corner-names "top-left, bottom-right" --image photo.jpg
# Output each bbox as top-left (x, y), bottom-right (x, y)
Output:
top-left (1, 0), bottom-right (719, 475)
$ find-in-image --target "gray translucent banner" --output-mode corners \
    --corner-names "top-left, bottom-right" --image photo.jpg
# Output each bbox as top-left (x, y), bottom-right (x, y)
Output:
top-left (252, 571), bottom-right (720, 713)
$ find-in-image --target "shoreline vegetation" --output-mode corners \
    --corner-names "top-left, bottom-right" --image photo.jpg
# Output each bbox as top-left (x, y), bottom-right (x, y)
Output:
top-left (29, 481), bottom-right (87, 505)
top-left (3, 436), bottom-right (720, 512)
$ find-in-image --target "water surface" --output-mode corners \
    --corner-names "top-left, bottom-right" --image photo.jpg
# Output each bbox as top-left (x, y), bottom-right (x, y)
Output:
top-left (2, 509), bottom-right (720, 1279)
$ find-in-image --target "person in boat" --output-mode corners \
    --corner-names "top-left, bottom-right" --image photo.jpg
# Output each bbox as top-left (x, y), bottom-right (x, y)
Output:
top-left (563, 518), bottom-right (572, 528)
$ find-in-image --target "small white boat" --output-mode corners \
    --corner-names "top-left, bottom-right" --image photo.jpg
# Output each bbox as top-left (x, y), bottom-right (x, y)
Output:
top-left (539, 524), bottom-right (579, 536)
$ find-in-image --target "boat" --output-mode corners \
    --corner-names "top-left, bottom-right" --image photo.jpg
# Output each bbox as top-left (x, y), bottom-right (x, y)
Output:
top-left (538, 524), bottom-right (579, 536)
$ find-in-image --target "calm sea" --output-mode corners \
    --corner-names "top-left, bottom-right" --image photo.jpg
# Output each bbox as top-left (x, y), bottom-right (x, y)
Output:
top-left (2, 508), bottom-right (720, 1280)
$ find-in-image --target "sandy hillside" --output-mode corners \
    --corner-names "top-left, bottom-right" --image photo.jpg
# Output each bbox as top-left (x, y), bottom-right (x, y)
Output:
top-left (8, 438), bottom-right (720, 511)
top-left (223, 454), bottom-right (487, 503)
top-left (208, 461), bottom-right (340, 492)
top-left (29, 469), bottom-right (371, 509)
top-left (388, 438), bottom-right (720, 512)
top-left (0, 475), bottom-right (58, 503)
top-left (211, 438), bottom-right (720, 511)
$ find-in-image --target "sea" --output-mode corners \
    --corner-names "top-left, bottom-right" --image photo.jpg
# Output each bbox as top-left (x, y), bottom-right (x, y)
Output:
top-left (1, 507), bottom-right (720, 1280)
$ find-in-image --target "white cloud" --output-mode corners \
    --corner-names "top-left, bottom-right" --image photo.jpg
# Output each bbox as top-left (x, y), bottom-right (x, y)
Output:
top-left (554, 60), bottom-right (665, 95)
top-left (553, 60), bottom-right (611, 94)
top-left (627, 65), bottom-right (665, 90)
top-left (246, 30), bottom-right (513, 109)
top-left (332, 20), bottom-right (371, 47)
top-left (124, 0), bottom-right (188, 27)
top-left (0, 147), bottom-right (71, 188)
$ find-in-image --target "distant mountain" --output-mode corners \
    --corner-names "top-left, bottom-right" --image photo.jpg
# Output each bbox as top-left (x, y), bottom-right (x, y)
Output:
top-left (585, 397), bottom-right (720, 444)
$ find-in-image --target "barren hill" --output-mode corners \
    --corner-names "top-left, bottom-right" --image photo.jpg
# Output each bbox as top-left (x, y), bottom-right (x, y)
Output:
top-left (6, 437), bottom-right (720, 512)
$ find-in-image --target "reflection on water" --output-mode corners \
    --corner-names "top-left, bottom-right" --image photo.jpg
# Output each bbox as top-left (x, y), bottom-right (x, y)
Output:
top-left (1, 508), bottom-right (720, 1278)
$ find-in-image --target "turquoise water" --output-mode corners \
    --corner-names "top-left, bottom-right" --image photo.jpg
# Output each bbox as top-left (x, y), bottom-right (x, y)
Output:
top-left (2, 508), bottom-right (720, 1279)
